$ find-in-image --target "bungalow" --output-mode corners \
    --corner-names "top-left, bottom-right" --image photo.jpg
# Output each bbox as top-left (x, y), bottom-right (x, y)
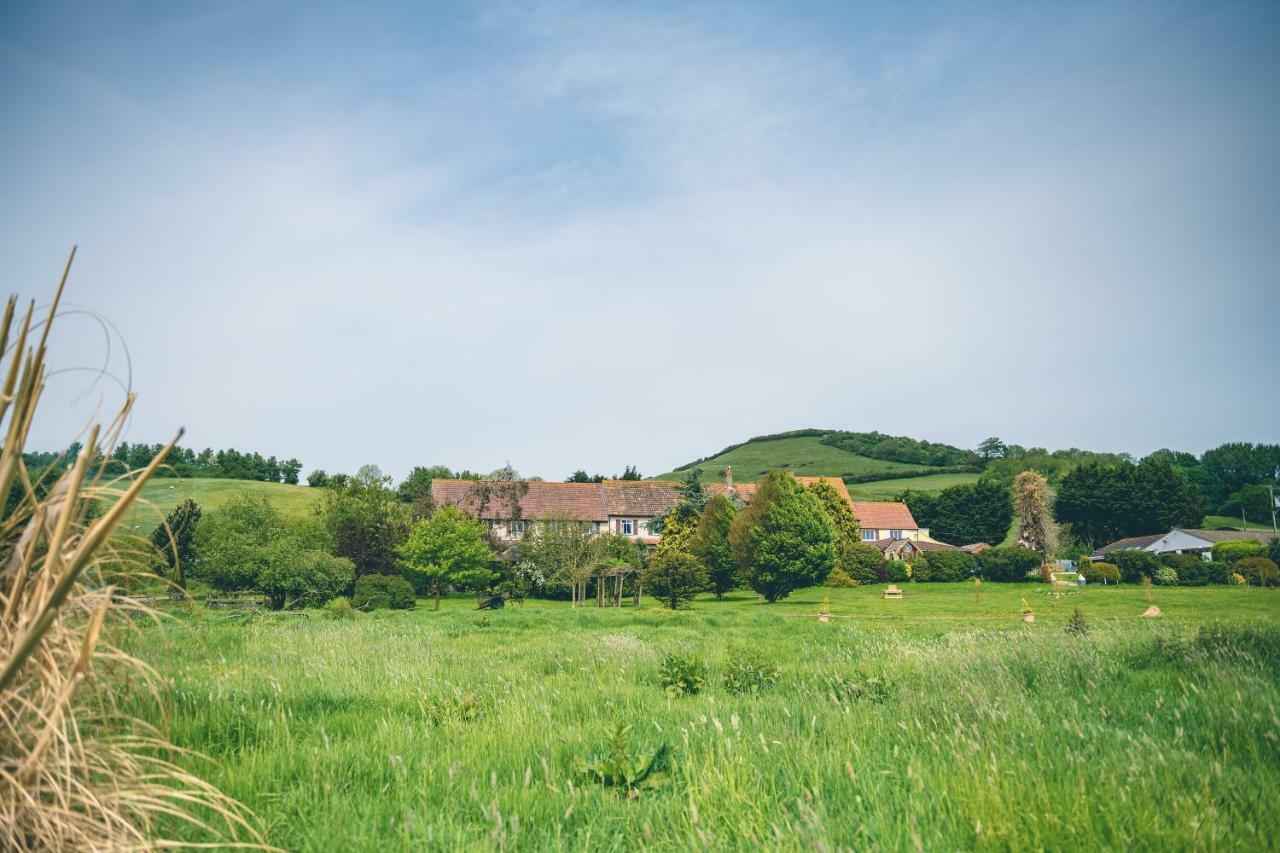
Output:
top-left (430, 470), bottom-right (923, 549)
top-left (1091, 528), bottom-right (1274, 561)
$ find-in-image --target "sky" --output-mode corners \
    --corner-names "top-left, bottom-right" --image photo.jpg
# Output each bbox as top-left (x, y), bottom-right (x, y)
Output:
top-left (2, 1), bottom-right (1278, 481)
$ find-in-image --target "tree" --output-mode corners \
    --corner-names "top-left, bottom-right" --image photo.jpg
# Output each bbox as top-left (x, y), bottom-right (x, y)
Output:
top-left (1199, 442), bottom-right (1280, 507)
top-left (256, 545), bottom-right (354, 610)
top-left (280, 458), bottom-right (303, 485)
top-left (643, 549), bottom-right (707, 609)
top-left (1013, 471), bottom-right (1056, 557)
top-left (901, 479), bottom-right (1012, 547)
top-left (694, 494), bottom-right (738, 598)
top-left (518, 516), bottom-right (602, 606)
top-left (307, 470), bottom-right (329, 488)
top-left (316, 468), bottom-right (410, 577)
top-left (566, 470), bottom-right (605, 483)
top-left (977, 437), bottom-right (1007, 465)
top-left (975, 546), bottom-right (1042, 582)
top-left (1218, 484), bottom-right (1275, 524)
top-left (148, 498), bottom-right (201, 588)
top-left (729, 471), bottom-right (837, 602)
top-left (397, 505), bottom-right (494, 609)
top-left (805, 480), bottom-right (861, 578)
top-left (1055, 460), bottom-right (1205, 547)
top-left (617, 465), bottom-right (642, 481)
top-left (192, 493), bottom-right (349, 609)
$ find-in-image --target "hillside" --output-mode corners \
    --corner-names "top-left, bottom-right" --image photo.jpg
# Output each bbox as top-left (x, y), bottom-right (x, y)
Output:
top-left (652, 432), bottom-right (981, 497)
top-left (115, 478), bottom-right (322, 536)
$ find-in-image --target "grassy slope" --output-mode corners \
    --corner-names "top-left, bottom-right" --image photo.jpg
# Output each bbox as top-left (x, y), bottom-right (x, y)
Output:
top-left (116, 478), bottom-right (321, 535)
top-left (845, 471), bottom-right (981, 501)
top-left (651, 435), bottom-right (931, 483)
top-left (1201, 515), bottom-right (1277, 533)
top-left (124, 584), bottom-right (1280, 850)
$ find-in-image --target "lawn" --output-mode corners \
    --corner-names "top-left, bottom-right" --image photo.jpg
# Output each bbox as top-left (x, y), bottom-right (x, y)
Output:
top-left (651, 435), bottom-right (930, 483)
top-left (114, 477), bottom-right (322, 535)
top-left (121, 583), bottom-right (1280, 850)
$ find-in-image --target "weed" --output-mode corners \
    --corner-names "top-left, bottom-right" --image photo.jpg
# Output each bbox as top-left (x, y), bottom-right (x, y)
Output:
top-left (659, 652), bottom-right (707, 698)
top-left (573, 723), bottom-right (668, 795)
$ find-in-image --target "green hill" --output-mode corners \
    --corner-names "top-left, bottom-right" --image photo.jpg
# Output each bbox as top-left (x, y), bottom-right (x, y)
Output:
top-left (652, 430), bottom-right (982, 497)
top-left (115, 478), bottom-right (322, 536)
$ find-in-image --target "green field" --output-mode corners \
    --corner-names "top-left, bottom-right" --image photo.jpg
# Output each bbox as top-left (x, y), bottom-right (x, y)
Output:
top-left (122, 584), bottom-right (1280, 850)
top-left (1201, 515), bottom-right (1277, 533)
top-left (116, 477), bottom-right (321, 535)
top-left (652, 435), bottom-right (931, 483)
top-left (845, 471), bottom-right (982, 501)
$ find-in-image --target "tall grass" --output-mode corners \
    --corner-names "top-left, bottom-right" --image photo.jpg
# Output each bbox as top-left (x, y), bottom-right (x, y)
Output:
top-left (123, 585), bottom-right (1280, 850)
top-left (0, 251), bottom-right (262, 849)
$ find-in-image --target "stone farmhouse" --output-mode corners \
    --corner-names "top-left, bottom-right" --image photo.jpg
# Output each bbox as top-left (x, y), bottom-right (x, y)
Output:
top-left (429, 468), bottom-right (947, 556)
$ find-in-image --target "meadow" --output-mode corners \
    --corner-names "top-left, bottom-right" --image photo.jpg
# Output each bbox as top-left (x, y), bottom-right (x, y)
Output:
top-left (651, 435), bottom-right (931, 482)
top-left (121, 583), bottom-right (1280, 851)
top-left (115, 478), bottom-right (321, 534)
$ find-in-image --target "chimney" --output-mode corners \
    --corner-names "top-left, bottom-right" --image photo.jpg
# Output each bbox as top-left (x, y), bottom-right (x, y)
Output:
top-left (725, 466), bottom-right (733, 491)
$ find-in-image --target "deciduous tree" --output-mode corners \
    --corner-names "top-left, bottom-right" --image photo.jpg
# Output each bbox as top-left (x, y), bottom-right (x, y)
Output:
top-left (397, 505), bottom-right (494, 609)
top-left (729, 471), bottom-right (836, 602)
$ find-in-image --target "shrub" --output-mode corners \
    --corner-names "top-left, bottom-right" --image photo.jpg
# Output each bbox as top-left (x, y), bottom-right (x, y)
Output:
top-left (975, 546), bottom-right (1042, 582)
top-left (658, 652), bottom-right (706, 698)
top-left (256, 547), bottom-right (354, 610)
top-left (844, 541), bottom-right (889, 583)
top-left (886, 561), bottom-right (909, 583)
top-left (353, 574), bottom-right (416, 610)
top-left (1064, 607), bottom-right (1087, 636)
top-left (824, 567), bottom-right (859, 588)
top-left (912, 550), bottom-right (975, 582)
top-left (1205, 561), bottom-right (1231, 584)
top-left (324, 596), bottom-right (356, 619)
top-left (1230, 572), bottom-right (1247, 586)
top-left (1162, 554), bottom-right (1210, 586)
top-left (1236, 557), bottom-right (1280, 587)
top-left (1153, 567), bottom-right (1179, 586)
top-left (643, 549), bottom-right (708, 610)
top-left (1082, 561), bottom-right (1120, 584)
top-left (1212, 540), bottom-right (1267, 564)
top-left (722, 651), bottom-right (779, 695)
top-left (1114, 549), bottom-right (1163, 584)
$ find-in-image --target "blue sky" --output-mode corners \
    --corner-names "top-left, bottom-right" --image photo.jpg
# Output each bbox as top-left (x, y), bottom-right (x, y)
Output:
top-left (2, 1), bottom-right (1277, 480)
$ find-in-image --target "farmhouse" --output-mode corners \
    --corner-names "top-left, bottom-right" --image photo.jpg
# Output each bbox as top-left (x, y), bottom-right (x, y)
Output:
top-left (430, 471), bottom-right (924, 547)
top-left (1091, 528), bottom-right (1274, 561)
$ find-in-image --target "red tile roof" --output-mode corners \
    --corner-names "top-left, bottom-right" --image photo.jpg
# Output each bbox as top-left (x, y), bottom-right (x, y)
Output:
top-left (851, 501), bottom-right (918, 530)
top-left (431, 480), bottom-right (608, 521)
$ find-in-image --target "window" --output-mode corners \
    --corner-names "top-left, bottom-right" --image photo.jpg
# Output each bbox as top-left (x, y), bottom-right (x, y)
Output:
top-left (890, 530), bottom-right (903, 539)
top-left (862, 529), bottom-right (877, 541)
top-left (618, 518), bottom-right (635, 535)
top-left (509, 520), bottom-right (525, 537)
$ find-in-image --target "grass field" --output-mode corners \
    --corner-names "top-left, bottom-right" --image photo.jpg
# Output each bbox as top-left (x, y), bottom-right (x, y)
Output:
top-left (845, 471), bottom-right (982, 501)
top-left (651, 435), bottom-right (930, 483)
top-left (121, 583), bottom-right (1280, 850)
top-left (115, 477), bottom-right (321, 534)
top-left (1201, 515), bottom-right (1278, 533)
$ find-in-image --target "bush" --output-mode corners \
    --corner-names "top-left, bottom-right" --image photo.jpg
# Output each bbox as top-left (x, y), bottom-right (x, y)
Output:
top-left (1153, 566), bottom-right (1179, 586)
top-left (886, 561), bottom-right (909, 582)
top-left (658, 652), bottom-right (706, 698)
top-left (1204, 561), bottom-right (1231, 584)
top-left (1162, 553), bottom-right (1210, 586)
top-left (844, 541), bottom-right (888, 583)
top-left (823, 567), bottom-right (859, 588)
top-left (1236, 557), bottom-right (1280, 587)
top-left (353, 574), bottom-right (416, 610)
top-left (1082, 561), bottom-right (1120, 584)
top-left (257, 547), bottom-right (355, 610)
top-left (722, 651), bottom-right (779, 695)
top-left (975, 546), bottom-right (1042, 582)
top-left (1114, 549), bottom-right (1163, 584)
top-left (912, 550), bottom-right (975, 582)
top-left (1230, 572), bottom-right (1247, 586)
top-left (324, 596), bottom-right (356, 619)
top-left (1212, 540), bottom-right (1267, 564)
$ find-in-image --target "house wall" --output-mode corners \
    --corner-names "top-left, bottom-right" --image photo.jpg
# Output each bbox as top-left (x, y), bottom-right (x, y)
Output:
top-left (861, 527), bottom-right (921, 542)
top-left (609, 516), bottom-right (659, 538)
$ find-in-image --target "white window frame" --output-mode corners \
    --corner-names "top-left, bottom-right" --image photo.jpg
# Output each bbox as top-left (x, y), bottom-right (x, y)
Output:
top-left (862, 529), bottom-right (877, 541)
top-left (890, 529), bottom-right (903, 539)
top-left (509, 520), bottom-right (525, 537)
top-left (619, 518), bottom-right (635, 535)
